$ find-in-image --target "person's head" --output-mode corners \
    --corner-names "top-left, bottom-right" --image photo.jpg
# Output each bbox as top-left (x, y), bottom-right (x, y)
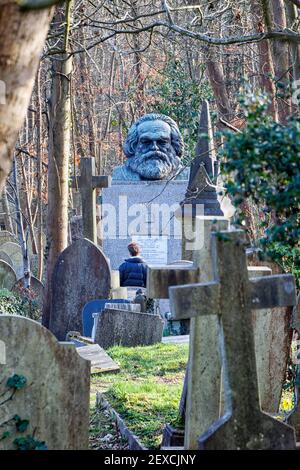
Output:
top-left (123, 114), bottom-right (184, 180)
top-left (128, 242), bottom-right (141, 257)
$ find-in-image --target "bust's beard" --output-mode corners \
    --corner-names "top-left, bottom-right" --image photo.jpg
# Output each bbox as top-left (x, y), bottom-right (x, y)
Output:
top-left (126, 150), bottom-right (181, 180)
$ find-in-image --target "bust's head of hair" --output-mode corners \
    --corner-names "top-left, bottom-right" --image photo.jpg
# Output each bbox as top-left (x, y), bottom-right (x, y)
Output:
top-left (123, 114), bottom-right (184, 180)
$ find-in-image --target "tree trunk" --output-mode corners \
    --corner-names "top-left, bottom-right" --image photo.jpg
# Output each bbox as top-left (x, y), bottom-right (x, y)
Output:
top-left (250, 0), bottom-right (278, 120)
top-left (205, 48), bottom-right (233, 123)
top-left (12, 157), bottom-right (30, 287)
top-left (286, 1), bottom-right (300, 80)
top-left (42, 3), bottom-right (73, 328)
top-left (36, 68), bottom-right (44, 281)
top-left (270, 0), bottom-right (292, 122)
top-left (0, 1), bottom-right (54, 196)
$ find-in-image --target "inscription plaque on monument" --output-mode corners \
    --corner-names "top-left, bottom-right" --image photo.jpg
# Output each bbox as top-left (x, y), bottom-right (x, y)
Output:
top-left (133, 236), bottom-right (168, 265)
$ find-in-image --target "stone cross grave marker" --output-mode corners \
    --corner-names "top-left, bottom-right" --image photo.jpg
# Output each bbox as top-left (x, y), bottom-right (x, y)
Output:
top-left (0, 260), bottom-right (17, 290)
top-left (72, 157), bottom-right (111, 244)
top-left (175, 99), bottom-right (229, 449)
top-left (0, 315), bottom-right (90, 450)
top-left (169, 230), bottom-right (297, 450)
top-left (49, 238), bottom-right (111, 341)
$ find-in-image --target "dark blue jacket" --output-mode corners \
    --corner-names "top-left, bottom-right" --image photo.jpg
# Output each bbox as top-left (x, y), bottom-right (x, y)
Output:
top-left (119, 257), bottom-right (147, 287)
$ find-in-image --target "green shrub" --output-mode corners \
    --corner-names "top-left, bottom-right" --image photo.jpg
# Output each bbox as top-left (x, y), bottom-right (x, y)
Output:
top-left (0, 288), bottom-right (40, 321)
top-left (220, 92), bottom-right (300, 287)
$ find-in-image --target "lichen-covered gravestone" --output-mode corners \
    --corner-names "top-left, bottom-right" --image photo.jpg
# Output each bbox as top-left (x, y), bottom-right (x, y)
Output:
top-left (49, 238), bottom-right (111, 341)
top-left (0, 260), bottom-right (17, 290)
top-left (0, 242), bottom-right (23, 280)
top-left (0, 315), bottom-right (90, 450)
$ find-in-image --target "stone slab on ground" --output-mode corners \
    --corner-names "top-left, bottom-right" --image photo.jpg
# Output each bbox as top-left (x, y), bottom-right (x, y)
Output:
top-left (76, 343), bottom-right (120, 374)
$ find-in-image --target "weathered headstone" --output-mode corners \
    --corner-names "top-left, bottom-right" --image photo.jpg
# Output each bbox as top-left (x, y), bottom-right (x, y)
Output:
top-left (170, 230), bottom-right (297, 450)
top-left (0, 242), bottom-right (23, 280)
top-left (247, 256), bottom-right (294, 413)
top-left (0, 250), bottom-right (13, 267)
top-left (0, 315), bottom-right (90, 450)
top-left (49, 238), bottom-right (111, 341)
top-left (249, 266), bottom-right (293, 413)
top-left (0, 260), bottom-right (17, 291)
top-left (13, 276), bottom-right (44, 310)
top-left (72, 157), bottom-right (111, 244)
top-left (94, 308), bottom-right (163, 349)
top-left (0, 231), bottom-right (18, 247)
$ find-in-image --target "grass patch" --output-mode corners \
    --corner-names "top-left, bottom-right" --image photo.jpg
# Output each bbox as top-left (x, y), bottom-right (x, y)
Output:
top-left (91, 343), bottom-right (188, 449)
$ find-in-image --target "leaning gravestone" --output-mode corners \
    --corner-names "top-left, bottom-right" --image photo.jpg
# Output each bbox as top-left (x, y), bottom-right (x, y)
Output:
top-left (0, 242), bottom-right (23, 280)
top-left (94, 306), bottom-right (164, 349)
top-left (0, 260), bottom-right (17, 291)
top-left (0, 315), bottom-right (90, 450)
top-left (49, 238), bottom-right (111, 341)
